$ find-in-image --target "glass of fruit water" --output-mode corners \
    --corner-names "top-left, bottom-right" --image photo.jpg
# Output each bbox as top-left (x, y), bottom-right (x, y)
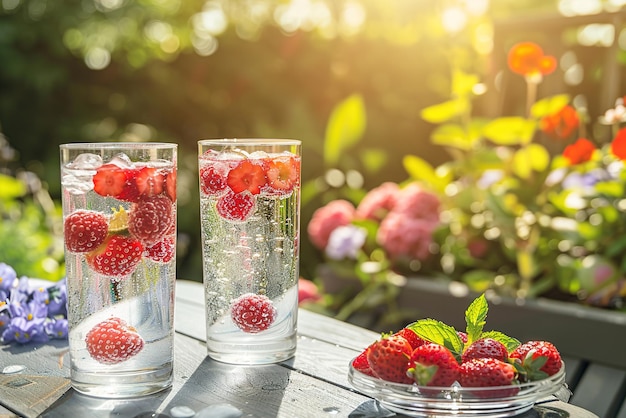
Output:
top-left (198, 139), bottom-right (301, 364)
top-left (60, 142), bottom-right (177, 398)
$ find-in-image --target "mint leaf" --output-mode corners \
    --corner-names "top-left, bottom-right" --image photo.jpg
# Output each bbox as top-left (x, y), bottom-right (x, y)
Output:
top-left (480, 330), bottom-right (520, 353)
top-left (408, 319), bottom-right (463, 358)
top-left (465, 293), bottom-right (488, 345)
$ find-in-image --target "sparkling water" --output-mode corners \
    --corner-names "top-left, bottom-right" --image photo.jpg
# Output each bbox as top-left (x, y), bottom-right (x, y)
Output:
top-left (61, 144), bottom-right (176, 398)
top-left (198, 142), bottom-right (300, 364)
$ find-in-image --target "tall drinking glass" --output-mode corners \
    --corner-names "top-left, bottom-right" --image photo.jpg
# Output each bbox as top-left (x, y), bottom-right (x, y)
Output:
top-left (60, 142), bottom-right (177, 398)
top-left (198, 139), bottom-right (301, 364)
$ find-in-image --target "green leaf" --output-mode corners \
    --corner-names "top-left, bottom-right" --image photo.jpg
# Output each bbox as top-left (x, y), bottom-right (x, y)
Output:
top-left (530, 94), bottom-right (571, 119)
top-left (483, 117), bottom-right (536, 146)
top-left (464, 293), bottom-right (488, 345)
top-left (0, 174), bottom-right (26, 200)
top-left (402, 155), bottom-right (442, 189)
top-left (512, 144), bottom-right (550, 179)
top-left (451, 70), bottom-right (479, 97)
top-left (360, 148), bottom-right (388, 173)
top-left (324, 94), bottom-right (367, 166)
top-left (480, 330), bottom-right (520, 353)
top-left (408, 318), bottom-right (464, 357)
top-left (421, 99), bottom-right (468, 124)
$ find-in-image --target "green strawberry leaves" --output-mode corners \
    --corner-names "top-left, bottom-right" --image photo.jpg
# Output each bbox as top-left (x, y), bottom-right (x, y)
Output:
top-left (408, 293), bottom-right (520, 360)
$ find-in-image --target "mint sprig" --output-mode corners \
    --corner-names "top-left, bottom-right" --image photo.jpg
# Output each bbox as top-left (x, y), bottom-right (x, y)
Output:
top-left (408, 318), bottom-right (464, 359)
top-left (464, 293), bottom-right (488, 346)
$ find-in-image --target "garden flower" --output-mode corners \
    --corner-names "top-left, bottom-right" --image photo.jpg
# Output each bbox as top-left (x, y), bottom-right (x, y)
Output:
top-left (298, 278), bottom-right (321, 304)
top-left (355, 182), bottom-right (400, 221)
top-left (377, 213), bottom-right (437, 261)
top-left (307, 199), bottom-right (355, 249)
top-left (611, 127), bottom-right (626, 160)
top-left (0, 263), bottom-right (68, 345)
top-left (391, 183), bottom-right (440, 222)
top-left (507, 41), bottom-right (556, 82)
top-left (325, 225), bottom-right (367, 260)
top-left (540, 105), bottom-right (579, 140)
top-left (563, 138), bottom-right (596, 165)
top-left (0, 262), bottom-right (17, 302)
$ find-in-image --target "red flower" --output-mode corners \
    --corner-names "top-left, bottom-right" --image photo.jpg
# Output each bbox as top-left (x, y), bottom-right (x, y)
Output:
top-left (507, 42), bottom-right (557, 80)
top-left (540, 105), bottom-right (579, 140)
top-left (611, 127), bottom-right (626, 160)
top-left (563, 138), bottom-right (595, 165)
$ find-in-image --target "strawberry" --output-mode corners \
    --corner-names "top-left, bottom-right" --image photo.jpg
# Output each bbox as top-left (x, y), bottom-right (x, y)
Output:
top-left (146, 235), bottom-right (175, 263)
top-left (227, 159), bottom-right (266, 195)
top-left (64, 210), bottom-right (108, 253)
top-left (510, 340), bottom-right (562, 379)
top-left (230, 293), bottom-right (276, 333)
top-left (264, 156), bottom-right (299, 195)
top-left (462, 338), bottom-right (509, 363)
top-left (216, 191), bottom-right (256, 222)
top-left (92, 164), bottom-right (139, 201)
top-left (165, 168), bottom-right (176, 201)
top-left (85, 317), bottom-right (144, 364)
top-left (135, 166), bottom-right (165, 197)
top-left (366, 334), bottom-right (413, 384)
top-left (408, 343), bottom-right (461, 387)
top-left (200, 165), bottom-right (228, 196)
top-left (459, 358), bottom-right (519, 398)
top-left (86, 234), bottom-right (144, 278)
top-left (393, 327), bottom-right (426, 351)
top-left (128, 194), bottom-right (174, 246)
top-left (457, 331), bottom-right (468, 344)
top-left (352, 345), bottom-right (375, 377)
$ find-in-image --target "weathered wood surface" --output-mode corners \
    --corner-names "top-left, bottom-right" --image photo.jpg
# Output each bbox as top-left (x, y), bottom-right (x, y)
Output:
top-left (0, 280), bottom-right (599, 418)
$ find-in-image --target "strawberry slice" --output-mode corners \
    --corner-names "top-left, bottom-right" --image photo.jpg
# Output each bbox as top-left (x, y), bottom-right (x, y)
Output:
top-left (135, 166), bottom-right (165, 197)
top-left (128, 194), bottom-right (174, 246)
top-left (230, 293), bottom-right (276, 333)
top-left (86, 234), bottom-right (144, 278)
top-left (85, 317), bottom-right (144, 364)
top-left (227, 159), bottom-right (266, 195)
top-left (264, 156), bottom-right (300, 195)
top-left (64, 210), bottom-right (108, 253)
top-left (92, 164), bottom-right (139, 201)
top-left (165, 168), bottom-right (176, 201)
top-left (216, 191), bottom-right (256, 222)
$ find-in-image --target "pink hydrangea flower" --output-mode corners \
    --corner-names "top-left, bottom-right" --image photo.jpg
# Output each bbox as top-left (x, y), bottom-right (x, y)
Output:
top-left (377, 213), bottom-right (437, 261)
top-left (392, 183), bottom-right (440, 222)
top-left (298, 278), bottom-right (321, 304)
top-left (307, 199), bottom-right (355, 250)
top-left (355, 182), bottom-right (400, 221)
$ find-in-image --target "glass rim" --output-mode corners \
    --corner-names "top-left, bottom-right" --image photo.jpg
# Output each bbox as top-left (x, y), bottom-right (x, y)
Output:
top-left (60, 142), bottom-right (177, 149)
top-left (198, 138), bottom-right (301, 146)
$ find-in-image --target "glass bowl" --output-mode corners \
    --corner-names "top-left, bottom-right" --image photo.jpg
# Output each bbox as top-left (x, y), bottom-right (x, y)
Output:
top-left (348, 359), bottom-right (566, 417)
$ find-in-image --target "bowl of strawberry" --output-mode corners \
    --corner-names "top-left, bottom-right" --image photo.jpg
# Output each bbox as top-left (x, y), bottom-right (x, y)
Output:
top-left (348, 294), bottom-right (567, 417)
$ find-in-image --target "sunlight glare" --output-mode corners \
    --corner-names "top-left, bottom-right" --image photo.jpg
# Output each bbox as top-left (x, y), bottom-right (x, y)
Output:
top-left (85, 47), bottom-right (111, 70)
top-left (558, 0), bottom-right (602, 16)
top-left (442, 7), bottom-right (467, 34)
top-left (577, 24), bottom-right (614, 47)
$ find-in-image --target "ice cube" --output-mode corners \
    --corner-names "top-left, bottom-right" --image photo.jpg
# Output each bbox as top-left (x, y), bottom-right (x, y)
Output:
top-left (62, 173), bottom-right (94, 194)
top-left (67, 153), bottom-right (102, 170)
top-left (109, 153), bottom-right (134, 168)
top-left (248, 151), bottom-right (269, 160)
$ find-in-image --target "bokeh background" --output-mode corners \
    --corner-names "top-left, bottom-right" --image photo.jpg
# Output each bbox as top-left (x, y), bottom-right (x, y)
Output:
top-left (1, 0), bottom-right (625, 283)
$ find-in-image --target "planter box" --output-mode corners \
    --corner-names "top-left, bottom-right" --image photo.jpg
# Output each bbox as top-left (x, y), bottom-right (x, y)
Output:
top-left (397, 277), bottom-right (626, 370)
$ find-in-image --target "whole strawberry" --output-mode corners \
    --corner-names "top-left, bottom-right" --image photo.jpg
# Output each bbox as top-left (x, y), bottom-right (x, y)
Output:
top-left (408, 343), bottom-right (460, 387)
top-left (85, 317), bottom-right (144, 364)
top-left (86, 234), bottom-right (144, 278)
top-left (366, 334), bottom-right (413, 384)
top-left (352, 344), bottom-right (375, 377)
top-left (128, 194), bottom-right (174, 246)
top-left (462, 338), bottom-right (509, 363)
top-left (460, 358), bottom-right (519, 398)
top-left (393, 328), bottom-right (426, 351)
top-left (64, 210), bottom-right (108, 253)
top-left (510, 340), bottom-right (562, 379)
top-left (231, 293), bottom-right (276, 333)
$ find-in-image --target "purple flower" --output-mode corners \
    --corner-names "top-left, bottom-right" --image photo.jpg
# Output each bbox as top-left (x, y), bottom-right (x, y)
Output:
top-left (0, 263), bottom-right (17, 295)
top-left (46, 279), bottom-right (67, 318)
top-left (325, 225), bottom-right (367, 260)
top-left (7, 293), bottom-right (48, 321)
top-left (46, 318), bottom-right (68, 340)
top-left (0, 311), bottom-right (9, 334)
top-left (2, 316), bottom-right (49, 344)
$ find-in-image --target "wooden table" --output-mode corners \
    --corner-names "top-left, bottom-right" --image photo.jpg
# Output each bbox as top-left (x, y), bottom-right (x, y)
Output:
top-left (0, 280), bottom-right (598, 418)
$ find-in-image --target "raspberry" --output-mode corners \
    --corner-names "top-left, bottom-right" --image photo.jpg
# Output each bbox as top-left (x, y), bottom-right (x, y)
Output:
top-left (231, 293), bottom-right (276, 333)
top-left (128, 194), bottom-right (174, 246)
top-left (64, 210), bottom-right (108, 253)
top-left (85, 317), bottom-right (144, 364)
top-left (216, 191), bottom-right (256, 222)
